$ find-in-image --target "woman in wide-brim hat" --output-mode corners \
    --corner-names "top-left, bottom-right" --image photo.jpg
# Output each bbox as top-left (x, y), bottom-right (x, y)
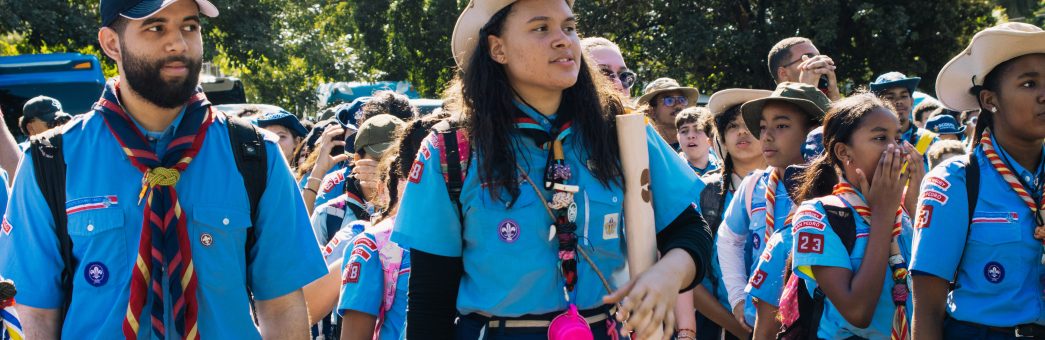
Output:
top-left (390, 0), bottom-right (712, 339)
top-left (909, 22), bottom-right (1045, 339)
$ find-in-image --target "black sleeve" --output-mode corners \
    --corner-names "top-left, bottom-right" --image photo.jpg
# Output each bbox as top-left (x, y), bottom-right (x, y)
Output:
top-left (655, 205), bottom-right (713, 292)
top-left (406, 249), bottom-right (462, 339)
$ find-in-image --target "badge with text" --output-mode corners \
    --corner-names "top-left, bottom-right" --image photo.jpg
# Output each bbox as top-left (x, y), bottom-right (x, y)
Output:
top-left (797, 232), bottom-right (824, 254)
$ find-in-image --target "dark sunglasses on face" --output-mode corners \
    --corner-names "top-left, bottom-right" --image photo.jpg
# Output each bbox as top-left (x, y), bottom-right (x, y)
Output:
top-left (599, 67), bottom-right (637, 89)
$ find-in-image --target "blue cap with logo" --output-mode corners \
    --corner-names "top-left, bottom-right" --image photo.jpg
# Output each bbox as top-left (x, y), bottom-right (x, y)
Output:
top-left (925, 114), bottom-right (966, 138)
top-left (101, 0), bottom-right (219, 27)
top-left (869, 72), bottom-right (921, 95)
top-left (255, 110), bottom-right (309, 138)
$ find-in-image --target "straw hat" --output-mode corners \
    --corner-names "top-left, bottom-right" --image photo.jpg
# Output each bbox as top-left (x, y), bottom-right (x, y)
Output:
top-left (451, 0), bottom-right (576, 72)
top-left (936, 22), bottom-right (1045, 111)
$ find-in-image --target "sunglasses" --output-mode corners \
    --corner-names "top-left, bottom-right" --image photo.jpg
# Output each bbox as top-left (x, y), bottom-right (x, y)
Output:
top-left (599, 67), bottom-right (637, 90)
top-left (658, 96), bottom-right (688, 107)
top-left (781, 53), bottom-right (818, 69)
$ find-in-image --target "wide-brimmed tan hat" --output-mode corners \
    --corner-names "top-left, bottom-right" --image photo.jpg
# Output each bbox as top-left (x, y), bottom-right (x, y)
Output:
top-left (740, 82), bottom-right (830, 139)
top-left (636, 78), bottom-right (699, 107)
top-left (936, 22), bottom-right (1045, 112)
top-left (707, 89), bottom-right (773, 115)
top-left (451, 0), bottom-right (576, 72)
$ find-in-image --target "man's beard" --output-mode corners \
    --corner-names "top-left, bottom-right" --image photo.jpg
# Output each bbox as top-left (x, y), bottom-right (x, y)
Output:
top-left (121, 49), bottom-right (202, 109)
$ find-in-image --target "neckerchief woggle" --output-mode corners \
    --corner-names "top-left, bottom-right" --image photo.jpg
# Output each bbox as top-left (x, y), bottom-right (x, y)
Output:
top-left (96, 79), bottom-right (213, 340)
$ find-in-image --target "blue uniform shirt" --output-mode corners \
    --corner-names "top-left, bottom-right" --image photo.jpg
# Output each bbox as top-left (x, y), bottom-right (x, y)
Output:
top-left (718, 169), bottom-right (793, 324)
top-left (315, 166), bottom-right (354, 207)
top-left (310, 193), bottom-right (365, 246)
top-left (910, 134), bottom-right (1045, 327)
top-left (746, 226), bottom-right (793, 308)
top-left (393, 108), bottom-right (703, 316)
top-left (791, 195), bottom-right (914, 340)
top-left (684, 151), bottom-right (720, 177)
top-left (0, 110), bottom-right (328, 339)
top-left (337, 224), bottom-right (408, 340)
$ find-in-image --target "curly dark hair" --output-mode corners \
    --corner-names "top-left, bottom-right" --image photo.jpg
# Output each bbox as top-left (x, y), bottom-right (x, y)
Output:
top-left (356, 91), bottom-right (417, 124)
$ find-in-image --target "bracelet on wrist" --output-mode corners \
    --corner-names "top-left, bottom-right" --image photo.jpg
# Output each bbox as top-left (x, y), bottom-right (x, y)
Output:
top-left (303, 187), bottom-right (318, 195)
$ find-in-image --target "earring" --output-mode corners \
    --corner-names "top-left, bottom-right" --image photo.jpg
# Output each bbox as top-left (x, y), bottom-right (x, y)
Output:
top-left (990, 107), bottom-right (998, 113)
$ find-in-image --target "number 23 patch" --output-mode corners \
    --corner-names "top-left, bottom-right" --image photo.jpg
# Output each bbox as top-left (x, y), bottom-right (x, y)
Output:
top-left (797, 232), bottom-right (824, 254)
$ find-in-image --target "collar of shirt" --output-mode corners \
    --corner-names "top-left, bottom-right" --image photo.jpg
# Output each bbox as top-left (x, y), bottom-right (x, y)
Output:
top-left (901, 124), bottom-right (917, 143)
top-left (123, 105), bottom-right (188, 159)
top-left (990, 132), bottom-right (1045, 198)
top-left (513, 100), bottom-right (557, 132)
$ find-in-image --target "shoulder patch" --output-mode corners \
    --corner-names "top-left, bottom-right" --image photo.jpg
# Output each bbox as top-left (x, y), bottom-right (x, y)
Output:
top-left (925, 176), bottom-right (951, 190)
top-left (922, 189), bottom-right (949, 204)
top-left (342, 261), bottom-right (361, 284)
top-left (793, 219), bottom-right (826, 232)
top-left (408, 160), bottom-right (425, 184)
top-left (749, 269), bottom-right (767, 289)
top-left (796, 232), bottom-right (824, 254)
top-left (915, 205), bottom-right (933, 229)
top-left (1, 217), bottom-right (12, 235)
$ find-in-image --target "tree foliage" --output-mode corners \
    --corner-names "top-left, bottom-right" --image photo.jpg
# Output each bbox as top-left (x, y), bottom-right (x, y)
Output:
top-left (0, 0), bottom-right (1036, 115)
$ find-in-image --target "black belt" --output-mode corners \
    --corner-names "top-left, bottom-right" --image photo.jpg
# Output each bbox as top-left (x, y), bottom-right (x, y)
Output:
top-left (464, 305), bottom-right (615, 329)
top-left (956, 319), bottom-right (1045, 338)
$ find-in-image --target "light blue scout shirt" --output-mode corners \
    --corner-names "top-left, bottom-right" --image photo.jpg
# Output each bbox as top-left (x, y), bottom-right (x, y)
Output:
top-left (0, 110), bottom-right (328, 339)
top-left (338, 224), bottom-right (409, 340)
top-left (791, 193), bottom-right (914, 340)
top-left (718, 169), bottom-right (792, 324)
top-left (910, 134), bottom-right (1045, 327)
top-left (310, 193), bottom-right (365, 245)
top-left (684, 151), bottom-right (721, 177)
top-left (746, 227), bottom-right (793, 308)
top-left (298, 161), bottom-right (348, 192)
top-left (392, 103), bottom-right (704, 317)
top-left (314, 166), bottom-right (355, 207)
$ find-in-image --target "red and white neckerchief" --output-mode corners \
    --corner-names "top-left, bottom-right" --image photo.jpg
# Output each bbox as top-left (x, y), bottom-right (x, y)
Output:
top-left (979, 129), bottom-right (1045, 264)
top-left (764, 168), bottom-right (781, 241)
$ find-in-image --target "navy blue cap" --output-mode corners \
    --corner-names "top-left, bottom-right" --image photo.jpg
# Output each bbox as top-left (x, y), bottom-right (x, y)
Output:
top-left (255, 111), bottom-right (308, 138)
top-left (925, 114), bottom-right (966, 137)
top-left (803, 126), bottom-right (825, 163)
top-left (102, 0), bottom-right (219, 27)
top-left (869, 72), bottom-right (921, 95)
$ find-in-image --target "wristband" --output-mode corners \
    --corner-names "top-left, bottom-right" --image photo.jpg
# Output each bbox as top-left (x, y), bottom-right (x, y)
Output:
top-left (303, 187), bottom-right (318, 195)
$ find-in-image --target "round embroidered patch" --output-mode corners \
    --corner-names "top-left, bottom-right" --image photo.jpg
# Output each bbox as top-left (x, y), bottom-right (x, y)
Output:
top-left (984, 261), bottom-right (1005, 284)
top-left (84, 261), bottom-right (109, 287)
top-left (200, 233), bottom-right (214, 247)
top-left (498, 219), bottom-right (520, 243)
top-left (752, 233), bottom-right (762, 250)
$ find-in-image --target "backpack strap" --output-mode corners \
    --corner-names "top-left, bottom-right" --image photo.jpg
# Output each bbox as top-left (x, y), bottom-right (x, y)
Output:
top-left (373, 229), bottom-right (403, 340)
top-left (225, 114), bottom-right (268, 322)
top-left (698, 173), bottom-right (724, 235)
top-left (432, 120), bottom-right (470, 223)
top-left (818, 195), bottom-right (858, 254)
top-left (951, 153), bottom-right (980, 287)
top-left (29, 128), bottom-right (72, 316)
top-left (742, 169), bottom-right (765, 217)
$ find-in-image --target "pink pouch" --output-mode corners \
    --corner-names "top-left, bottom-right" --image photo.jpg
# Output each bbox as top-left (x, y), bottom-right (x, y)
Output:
top-left (548, 304), bottom-right (593, 340)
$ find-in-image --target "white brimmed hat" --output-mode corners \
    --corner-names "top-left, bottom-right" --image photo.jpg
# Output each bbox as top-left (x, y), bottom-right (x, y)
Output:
top-left (707, 89), bottom-right (773, 115)
top-left (451, 0), bottom-right (576, 72)
top-left (936, 22), bottom-right (1045, 111)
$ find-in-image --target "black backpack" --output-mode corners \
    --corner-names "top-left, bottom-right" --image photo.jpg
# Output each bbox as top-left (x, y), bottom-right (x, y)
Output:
top-left (777, 154), bottom-right (981, 340)
top-left (29, 114), bottom-right (268, 316)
